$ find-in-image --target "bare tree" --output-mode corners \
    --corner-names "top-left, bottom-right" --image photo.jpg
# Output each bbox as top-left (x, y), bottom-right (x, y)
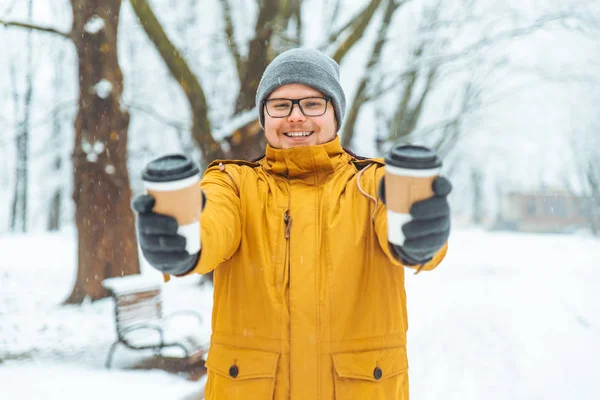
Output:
top-left (1, 0), bottom-right (140, 302)
top-left (572, 121), bottom-right (600, 235)
top-left (127, 0), bottom-right (384, 164)
top-left (340, 0), bottom-right (401, 148)
top-left (341, 0), bottom-right (594, 155)
top-left (582, 155), bottom-right (600, 235)
top-left (470, 166), bottom-right (485, 225)
top-left (9, 0), bottom-right (33, 233)
top-left (128, 0), bottom-right (224, 165)
top-left (66, 0), bottom-right (140, 303)
top-left (47, 46), bottom-right (67, 232)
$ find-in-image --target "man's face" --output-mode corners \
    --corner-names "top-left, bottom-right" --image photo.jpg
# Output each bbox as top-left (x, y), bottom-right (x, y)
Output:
top-left (263, 84), bottom-right (337, 149)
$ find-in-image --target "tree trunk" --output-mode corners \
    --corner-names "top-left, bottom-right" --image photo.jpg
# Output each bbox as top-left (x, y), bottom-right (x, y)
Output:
top-left (48, 48), bottom-right (66, 231)
top-left (471, 167), bottom-right (484, 225)
top-left (10, 0), bottom-right (33, 233)
top-left (66, 0), bottom-right (140, 303)
top-left (585, 157), bottom-right (600, 236)
top-left (227, 0), bottom-right (281, 161)
top-left (233, 0), bottom-right (280, 114)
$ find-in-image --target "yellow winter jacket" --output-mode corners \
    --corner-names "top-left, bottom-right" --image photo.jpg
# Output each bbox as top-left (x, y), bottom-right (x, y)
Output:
top-left (180, 135), bottom-right (447, 399)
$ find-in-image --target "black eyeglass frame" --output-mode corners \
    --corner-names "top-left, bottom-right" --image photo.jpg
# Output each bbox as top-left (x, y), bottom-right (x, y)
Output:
top-left (263, 96), bottom-right (332, 118)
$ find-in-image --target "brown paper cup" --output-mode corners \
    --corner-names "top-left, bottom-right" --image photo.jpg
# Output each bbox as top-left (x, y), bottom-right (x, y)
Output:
top-left (144, 174), bottom-right (202, 254)
top-left (385, 165), bottom-right (440, 246)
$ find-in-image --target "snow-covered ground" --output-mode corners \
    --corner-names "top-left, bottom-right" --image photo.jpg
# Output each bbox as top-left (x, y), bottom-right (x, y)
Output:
top-left (1, 228), bottom-right (599, 399)
top-left (0, 230), bottom-right (211, 399)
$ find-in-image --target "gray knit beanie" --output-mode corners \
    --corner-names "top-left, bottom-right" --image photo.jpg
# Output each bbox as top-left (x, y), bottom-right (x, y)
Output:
top-left (256, 48), bottom-right (346, 129)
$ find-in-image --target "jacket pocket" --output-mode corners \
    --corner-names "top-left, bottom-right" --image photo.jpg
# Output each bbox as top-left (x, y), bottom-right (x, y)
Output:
top-left (205, 343), bottom-right (280, 400)
top-left (332, 347), bottom-right (408, 400)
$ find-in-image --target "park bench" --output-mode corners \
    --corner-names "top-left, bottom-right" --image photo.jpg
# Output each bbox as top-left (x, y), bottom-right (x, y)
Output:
top-left (102, 274), bottom-right (209, 369)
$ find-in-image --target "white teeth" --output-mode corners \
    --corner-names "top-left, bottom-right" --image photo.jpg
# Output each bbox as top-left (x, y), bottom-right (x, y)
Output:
top-left (285, 131), bottom-right (312, 137)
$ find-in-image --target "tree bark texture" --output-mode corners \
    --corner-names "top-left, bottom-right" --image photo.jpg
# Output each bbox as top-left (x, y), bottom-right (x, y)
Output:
top-left (66, 0), bottom-right (140, 303)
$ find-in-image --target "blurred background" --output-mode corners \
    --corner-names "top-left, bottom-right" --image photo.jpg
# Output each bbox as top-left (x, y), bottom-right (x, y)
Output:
top-left (0, 0), bottom-right (599, 399)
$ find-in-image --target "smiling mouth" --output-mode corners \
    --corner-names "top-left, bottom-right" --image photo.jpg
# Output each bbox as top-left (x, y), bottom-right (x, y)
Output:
top-left (284, 131), bottom-right (313, 138)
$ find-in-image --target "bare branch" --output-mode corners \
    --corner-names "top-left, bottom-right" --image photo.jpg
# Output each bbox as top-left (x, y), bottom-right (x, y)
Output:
top-left (1, 0), bottom-right (18, 16)
top-left (218, 0), bottom-right (243, 81)
top-left (407, 69), bottom-right (437, 131)
top-left (322, 0), bottom-right (343, 40)
top-left (341, 0), bottom-right (402, 148)
top-left (213, 107), bottom-right (258, 139)
top-left (414, 13), bottom-right (574, 70)
top-left (320, 0), bottom-right (375, 50)
top-left (128, 0), bottom-right (224, 162)
top-left (0, 19), bottom-right (71, 39)
top-left (123, 101), bottom-right (189, 131)
top-left (369, 12), bottom-right (581, 102)
top-left (292, 0), bottom-right (302, 44)
top-left (234, 0), bottom-right (280, 113)
top-left (389, 68), bottom-right (417, 138)
top-left (331, 0), bottom-right (383, 64)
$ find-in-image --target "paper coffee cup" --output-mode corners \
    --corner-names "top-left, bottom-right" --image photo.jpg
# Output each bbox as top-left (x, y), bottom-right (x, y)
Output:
top-left (384, 145), bottom-right (442, 247)
top-left (142, 154), bottom-right (202, 254)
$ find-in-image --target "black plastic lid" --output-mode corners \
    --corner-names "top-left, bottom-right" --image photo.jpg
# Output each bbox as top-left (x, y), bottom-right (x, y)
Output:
top-left (141, 154), bottom-right (200, 182)
top-left (384, 145), bottom-right (442, 170)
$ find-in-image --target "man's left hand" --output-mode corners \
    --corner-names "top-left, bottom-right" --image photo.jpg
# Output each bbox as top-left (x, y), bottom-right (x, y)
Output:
top-left (379, 176), bottom-right (452, 265)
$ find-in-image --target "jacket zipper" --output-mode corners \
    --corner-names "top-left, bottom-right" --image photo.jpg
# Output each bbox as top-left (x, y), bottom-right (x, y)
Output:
top-left (284, 210), bottom-right (292, 239)
top-left (280, 210), bottom-right (292, 286)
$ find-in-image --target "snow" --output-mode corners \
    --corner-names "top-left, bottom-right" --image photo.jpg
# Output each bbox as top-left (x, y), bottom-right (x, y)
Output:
top-left (405, 229), bottom-right (600, 399)
top-left (0, 230), bottom-right (212, 399)
top-left (84, 15), bottom-right (105, 35)
top-left (1, 365), bottom-right (205, 400)
top-left (105, 164), bottom-right (116, 175)
top-left (1, 228), bottom-right (599, 399)
top-left (92, 79), bottom-right (113, 99)
top-left (93, 141), bottom-right (105, 154)
top-left (212, 107), bottom-right (259, 140)
top-left (102, 274), bottom-right (162, 294)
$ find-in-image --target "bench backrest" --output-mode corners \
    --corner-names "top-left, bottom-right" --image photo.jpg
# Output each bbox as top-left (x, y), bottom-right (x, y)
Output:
top-left (102, 275), bottom-right (166, 337)
top-left (112, 288), bottom-right (163, 335)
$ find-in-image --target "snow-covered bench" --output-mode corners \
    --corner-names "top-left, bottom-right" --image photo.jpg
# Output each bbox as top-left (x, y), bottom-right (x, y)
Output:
top-left (102, 274), bottom-right (209, 369)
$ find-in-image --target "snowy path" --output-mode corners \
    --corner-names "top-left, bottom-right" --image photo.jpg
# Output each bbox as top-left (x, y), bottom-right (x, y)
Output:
top-left (1, 228), bottom-right (599, 399)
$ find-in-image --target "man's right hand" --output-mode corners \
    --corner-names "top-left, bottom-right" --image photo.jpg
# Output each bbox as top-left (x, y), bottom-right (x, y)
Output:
top-left (131, 194), bottom-right (199, 276)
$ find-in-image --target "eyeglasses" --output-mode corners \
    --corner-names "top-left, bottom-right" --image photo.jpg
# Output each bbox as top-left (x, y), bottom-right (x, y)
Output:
top-left (263, 97), bottom-right (331, 118)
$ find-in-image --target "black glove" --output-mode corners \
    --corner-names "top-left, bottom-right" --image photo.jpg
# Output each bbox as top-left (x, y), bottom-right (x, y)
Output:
top-left (378, 176), bottom-right (452, 265)
top-left (131, 194), bottom-right (204, 275)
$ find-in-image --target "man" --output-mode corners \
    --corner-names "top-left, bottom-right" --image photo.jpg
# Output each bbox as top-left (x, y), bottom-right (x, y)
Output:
top-left (132, 48), bottom-right (451, 399)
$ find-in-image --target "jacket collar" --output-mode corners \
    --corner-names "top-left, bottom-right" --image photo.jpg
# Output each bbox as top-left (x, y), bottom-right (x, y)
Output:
top-left (260, 135), bottom-right (351, 185)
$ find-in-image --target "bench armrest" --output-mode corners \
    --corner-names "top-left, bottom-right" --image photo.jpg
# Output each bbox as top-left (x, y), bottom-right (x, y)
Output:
top-left (120, 323), bottom-right (165, 346)
top-left (163, 310), bottom-right (203, 326)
